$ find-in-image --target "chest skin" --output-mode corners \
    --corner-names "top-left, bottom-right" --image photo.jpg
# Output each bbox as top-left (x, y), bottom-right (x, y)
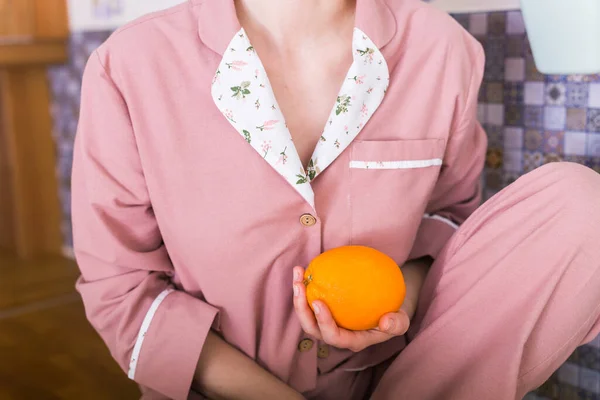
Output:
top-left (241, 27), bottom-right (355, 168)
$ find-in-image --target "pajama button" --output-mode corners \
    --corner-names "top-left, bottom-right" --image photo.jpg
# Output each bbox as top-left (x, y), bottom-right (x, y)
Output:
top-left (298, 339), bottom-right (314, 352)
top-left (300, 214), bottom-right (317, 227)
top-left (317, 344), bottom-right (329, 359)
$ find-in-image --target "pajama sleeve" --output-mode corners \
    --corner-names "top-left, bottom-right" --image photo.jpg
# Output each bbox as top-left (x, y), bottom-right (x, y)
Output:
top-left (409, 41), bottom-right (487, 260)
top-left (72, 51), bottom-right (219, 400)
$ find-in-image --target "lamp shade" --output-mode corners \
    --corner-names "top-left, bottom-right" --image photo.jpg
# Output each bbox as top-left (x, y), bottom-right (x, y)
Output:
top-left (521, 0), bottom-right (600, 75)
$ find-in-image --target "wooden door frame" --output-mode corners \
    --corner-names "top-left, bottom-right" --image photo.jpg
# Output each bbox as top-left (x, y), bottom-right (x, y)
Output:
top-left (0, 0), bottom-right (68, 258)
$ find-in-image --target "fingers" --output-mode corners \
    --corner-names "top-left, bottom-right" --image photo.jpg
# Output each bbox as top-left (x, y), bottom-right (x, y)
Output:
top-left (292, 266), bottom-right (410, 353)
top-left (311, 300), bottom-right (344, 346)
top-left (292, 266), bottom-right (322, 339)
top-left (313, 300), bottom-right (394, 353)
top-left (378, 309), bottom-right (410, 336)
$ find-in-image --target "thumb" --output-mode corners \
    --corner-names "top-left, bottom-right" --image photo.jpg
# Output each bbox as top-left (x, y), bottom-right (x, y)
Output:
top-left (379, 310), bottom-right (410, 336)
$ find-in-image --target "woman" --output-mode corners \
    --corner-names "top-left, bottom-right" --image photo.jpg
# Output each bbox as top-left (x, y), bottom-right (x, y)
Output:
top-left (72, 0), bottom-right (600, 399)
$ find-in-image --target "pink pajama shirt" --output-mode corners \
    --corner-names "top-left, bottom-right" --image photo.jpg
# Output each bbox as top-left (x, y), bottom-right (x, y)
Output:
top-left (71, 0), bottom-right (600, 399)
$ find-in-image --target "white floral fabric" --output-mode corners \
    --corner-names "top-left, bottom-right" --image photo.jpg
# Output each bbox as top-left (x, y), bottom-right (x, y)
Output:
top-left (211, 28), bottom-right (389, 208)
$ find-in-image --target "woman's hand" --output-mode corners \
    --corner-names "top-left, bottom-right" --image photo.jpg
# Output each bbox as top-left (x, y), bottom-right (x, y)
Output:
top-left (292, 258), bottom-right (430, 353)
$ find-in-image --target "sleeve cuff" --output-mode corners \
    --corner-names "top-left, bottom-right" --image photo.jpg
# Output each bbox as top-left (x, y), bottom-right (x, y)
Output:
top-left (409, 214), bottom-right (459, 260)
top-left (130, 290), bottom-right (219, 400)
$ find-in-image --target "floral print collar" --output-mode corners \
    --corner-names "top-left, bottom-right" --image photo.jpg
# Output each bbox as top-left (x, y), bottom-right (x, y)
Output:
top-left (211, 28), bottom-right (389, 209)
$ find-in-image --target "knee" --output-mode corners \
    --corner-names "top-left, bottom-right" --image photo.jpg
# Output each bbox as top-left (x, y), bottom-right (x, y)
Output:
top-left (545, 162), bottom-right (600, 194)
top-left (535, 162), bottom-right (600, 219)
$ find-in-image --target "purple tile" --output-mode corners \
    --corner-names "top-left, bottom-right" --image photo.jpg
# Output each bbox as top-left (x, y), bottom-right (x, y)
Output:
top-left (485, 63), bottom-right (504, 82)
top-left (48, 30), bottom-right (114, 249)
top-left (545, 83), bottom-right (566, 106)
top-left (485, 125), bottom-right (503, 147)
top-left (506, 36), bottom-right (525, 57)
top-left (590, 157), bottom-right (600, 173)
top-left (506, 11), bottom-right (526, 34)
top-left (488, 13), bottom-right (506, 35)
top-left (504, 127), bottom-right (524, 149)
top-left (526, 54), bottom-right (544, 82)
top-left (543, 131), bottom-right (565, 153)
top-left (477, 104), bottom-right (486, 123)
top-left (524, 82), bottom-right (545, 105)
top-left (546, 74), bottom-right (568, 83)
top-left (486, 148), bottom-right (504, 169)
top-left (563, 155), bottom-right (589, 165)
top-left (566, 83), bottom-right (589, 108)
top-left (485, 37), bottom-right (506, 78)
top-left (566, 108), bottom-right (588, 131)
top-left (524, 106), bottom-right (544, 128)
top-left (567, 74), bottom-right (600, 83)
top-left (564, 131), bottom-right (588, 156)
top-left (544, 106), bottom-right (567, 130)
top-left (588, 109), bottom-right (600, 132)
top-left (92, 0), bottom-right (124, 18)
top-left (525, 129), bottom-right (543, 151)
top-left (483, 188), bottom-right (499, 203)
top-left (476, 37), bottom-right (487, 53)
top-left (486, 82), bottom-right (504, 103)
top-left (579, 367), bottom-right (600, 394)
top-left (503, 173), bottom-right (521, 187)
top-left (478, 83), bottom-right (486, 102)
top-left (588, 133), bottom-right (600, 157)
top-left (543, 153), bottom-right (563, 165)
top-left (523, 151), bottom-right (544, 172)
top-left (576, 346), bottom-right (600, 371)
top-left (504, 150), bottom-right (523, 173)
top-left (505, 58), bottom-right (525, 82)
top-left (469, 13), bottom-right (489, 36)
top-left (505, 104), bottom-right (523, 126)
top-left (589, 83), bottom-right (600, 108)
top-left (453, 14), bottom-right (470, 30)
top-left (556, 384), bottom-right (581, 400)
top-left (504, 82), bottom-right (524, 104)
top-left (487, 104), bottom-right (505, 126)
top-left (536, 374), bottom-right (568, 400)
top-left (485, 169), bottom-right (504, 190)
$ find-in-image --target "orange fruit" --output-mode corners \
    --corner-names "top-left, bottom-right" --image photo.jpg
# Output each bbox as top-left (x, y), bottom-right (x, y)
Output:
top-left (304, 245), bottom-right (406, 331)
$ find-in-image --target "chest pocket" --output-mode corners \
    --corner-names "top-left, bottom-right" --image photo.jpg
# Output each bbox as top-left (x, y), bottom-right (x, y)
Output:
top-left (349, 139), bottom-right (446, 263)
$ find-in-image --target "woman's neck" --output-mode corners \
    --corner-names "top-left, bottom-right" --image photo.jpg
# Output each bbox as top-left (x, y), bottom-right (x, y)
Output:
top-left (235, 0), bottom-right (356, 47)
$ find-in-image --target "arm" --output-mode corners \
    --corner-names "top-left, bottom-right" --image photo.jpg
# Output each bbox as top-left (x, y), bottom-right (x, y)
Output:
top-left (73, 50), bottom-right (302, 400)
top-left (195, 332), bottom-right (304, 400)
top-left (409, 42), bottom-right (487, 260)
top-left (399, 257), bottom-right (432, 320)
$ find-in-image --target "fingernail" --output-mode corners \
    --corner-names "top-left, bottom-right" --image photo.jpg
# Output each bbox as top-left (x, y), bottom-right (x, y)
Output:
top-left (293, 270), bottom-right (301, 282)
top-left (293, 285), bottom-right (299, 297)
top-left (386, 319), bottom-right (394, 332)
top-left (312, 302), bottom-right (320, 315)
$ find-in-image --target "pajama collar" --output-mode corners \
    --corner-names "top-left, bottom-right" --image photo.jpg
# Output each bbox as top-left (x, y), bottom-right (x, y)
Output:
top-left (193, 0), bottom-right (395, 209)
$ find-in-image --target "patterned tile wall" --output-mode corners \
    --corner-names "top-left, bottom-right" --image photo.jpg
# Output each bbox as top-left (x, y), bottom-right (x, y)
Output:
top-left (48, 11), bottom-right (600, 399)
top-left (452, 11), bottom-right (600, 201)
top-left (48, 31), bottom-right (112, 248)
top-left (453, 11), bottom-right (600, 400)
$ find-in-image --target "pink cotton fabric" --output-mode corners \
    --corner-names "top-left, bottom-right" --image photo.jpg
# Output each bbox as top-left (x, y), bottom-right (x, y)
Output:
top-left (305, 162), bottom-right (600, 399)
top-left (71, 0), bottom-right (600, 399)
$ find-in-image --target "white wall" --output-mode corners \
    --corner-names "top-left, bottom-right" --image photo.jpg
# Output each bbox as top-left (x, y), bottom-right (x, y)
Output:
top-left (68, 0), bottom-right (184, 32)
top-left (67, 0), bottom-right (522, 32)
top-left (429, 0), bottom-right (520, 13)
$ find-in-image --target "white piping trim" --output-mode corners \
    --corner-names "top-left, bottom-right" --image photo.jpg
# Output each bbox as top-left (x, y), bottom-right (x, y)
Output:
top-left (423, 214), bottom-right (459, 230)
top-left (345, 361), bottom-right (382, 372)
top-left (128, 288), bottom-right (175, 380)
top-left (349, 159), bottom-right (443, 170)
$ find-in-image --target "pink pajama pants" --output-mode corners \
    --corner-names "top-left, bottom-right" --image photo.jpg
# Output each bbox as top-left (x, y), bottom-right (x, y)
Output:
top-left (309, 162), bottom-right (600, 400)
